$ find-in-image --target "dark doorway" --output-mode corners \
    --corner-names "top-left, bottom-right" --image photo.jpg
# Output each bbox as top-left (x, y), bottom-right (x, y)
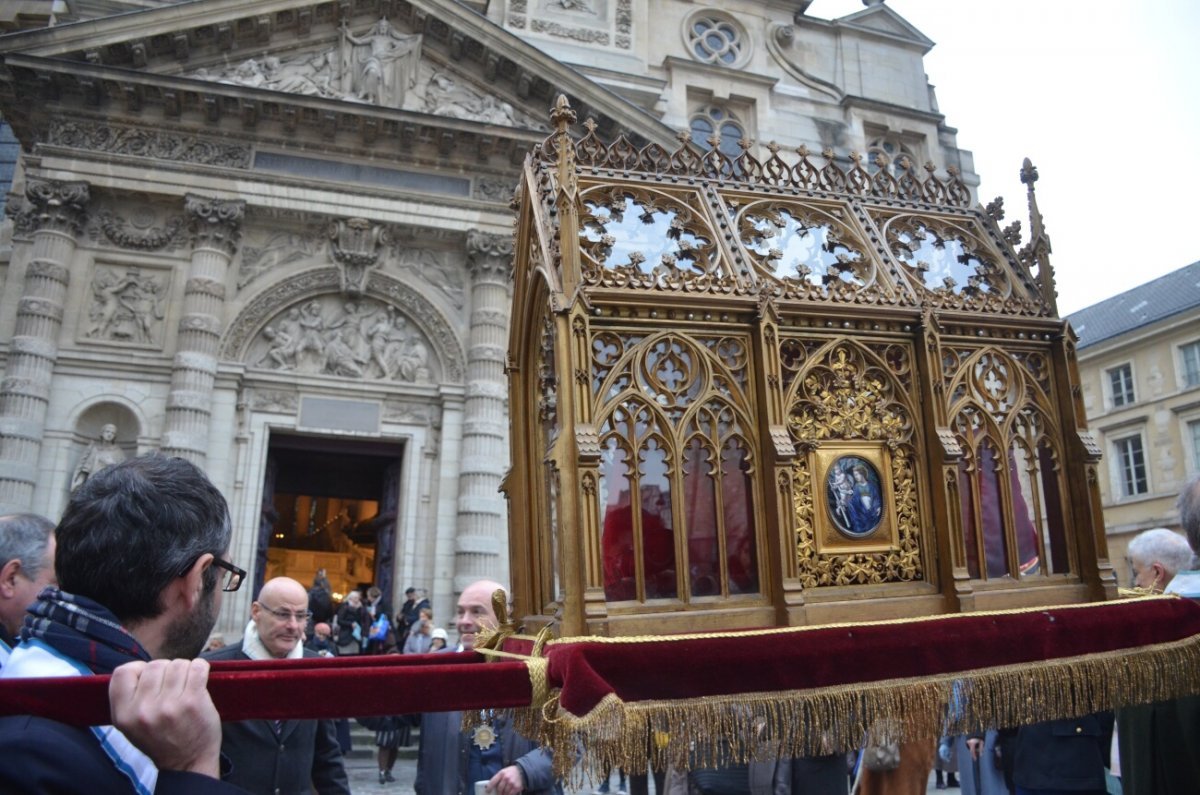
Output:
top-left (255, 433), bottom-right (403, 611)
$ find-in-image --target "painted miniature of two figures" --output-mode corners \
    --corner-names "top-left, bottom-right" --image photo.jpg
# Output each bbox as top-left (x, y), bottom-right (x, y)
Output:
top-left (827, 457), bottom-right (883, 537)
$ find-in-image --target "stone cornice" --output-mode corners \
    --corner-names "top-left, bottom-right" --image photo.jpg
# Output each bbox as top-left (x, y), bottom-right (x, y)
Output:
top-left (0, 53), bottom-right (548, 166)
top-left (0, 0), bottom-right (676, 148)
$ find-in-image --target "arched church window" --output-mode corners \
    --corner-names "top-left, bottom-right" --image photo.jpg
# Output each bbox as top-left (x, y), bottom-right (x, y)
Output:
top-left (686, 12), bottom-right (747, 67)
top-left (866, 137), bottom-right (917, 176)
top-left (690, 106), bottom-right (746, 160)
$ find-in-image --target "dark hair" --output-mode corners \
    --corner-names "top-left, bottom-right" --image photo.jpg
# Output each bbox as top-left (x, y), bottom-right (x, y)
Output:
top-left (1180, 474), bottom-right (1200, 556)
top-left (56, 454), bottom-right (231, 623)
top-left (0, 513), bottom-right (55, 577)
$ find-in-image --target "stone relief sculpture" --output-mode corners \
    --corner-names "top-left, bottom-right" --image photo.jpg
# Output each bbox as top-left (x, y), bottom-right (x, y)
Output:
top-left (251, 298), bottom-right (433, 383)
top-left (71, 423), bottom-right (126, 491)
top-left (423, 72), bottom-right (516, 125)
top-left (339, 18), bottom-right (422, 107)
top-left (238, 228), bottom-right (325, 288)
top-left (85, 266), bottom-right (167, 345)
top-left (392, 247), bottom-right (466, 308)
top-left (199, 52), bottom-right (339, 98)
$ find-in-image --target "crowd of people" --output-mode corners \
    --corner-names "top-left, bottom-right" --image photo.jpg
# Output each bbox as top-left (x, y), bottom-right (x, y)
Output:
top-left (0, 453), bottom-right (1197, 794)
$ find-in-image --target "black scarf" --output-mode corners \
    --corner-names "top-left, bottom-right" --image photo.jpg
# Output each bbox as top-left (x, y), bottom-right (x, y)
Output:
top-left (20, 587), bottom-right (151, 674)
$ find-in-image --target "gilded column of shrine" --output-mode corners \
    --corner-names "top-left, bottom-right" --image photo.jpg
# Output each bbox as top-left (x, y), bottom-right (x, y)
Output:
top-left (0, 178), bottom-right (89, 512)
top-left (160, 195), bottom-right (244, 465)
top-left (454, 230), bottom-right (514, 592)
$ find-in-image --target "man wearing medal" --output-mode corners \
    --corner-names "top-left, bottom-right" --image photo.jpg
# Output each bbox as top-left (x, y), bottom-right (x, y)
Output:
top-left (415, 579), bottom-right (556, 795)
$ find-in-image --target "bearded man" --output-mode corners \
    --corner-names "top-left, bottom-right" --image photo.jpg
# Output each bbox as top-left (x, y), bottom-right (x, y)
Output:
top-left (0, 454), bottom-right (246, 793)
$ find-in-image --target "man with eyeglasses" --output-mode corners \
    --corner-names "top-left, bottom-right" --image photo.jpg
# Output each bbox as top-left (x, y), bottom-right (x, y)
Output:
top-left (205, 576), bottom-right (350, 794)
top-left (0, 453), bottom-right (248, 793)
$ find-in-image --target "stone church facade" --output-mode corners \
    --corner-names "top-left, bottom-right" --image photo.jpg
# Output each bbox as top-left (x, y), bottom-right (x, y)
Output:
top-left (0, 0), bottom-right (979, 636)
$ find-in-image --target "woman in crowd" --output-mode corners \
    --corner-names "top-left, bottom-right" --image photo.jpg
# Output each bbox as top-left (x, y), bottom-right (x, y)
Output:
top-left (335, 589), bottom-right (369, 655)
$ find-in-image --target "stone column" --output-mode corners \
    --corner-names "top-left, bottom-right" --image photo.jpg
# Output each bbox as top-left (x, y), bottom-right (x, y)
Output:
top-left (160, 194), bottom-right (244, 465)
top-left (0, 178), bottom-right (89, 512)
top-left (453, 230), bottom-right (513, 592)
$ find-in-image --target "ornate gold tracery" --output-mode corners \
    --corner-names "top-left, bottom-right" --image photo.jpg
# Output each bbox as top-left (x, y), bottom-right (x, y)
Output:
top-left (507, 97), bottom-right (1113, 637)
top-left (785, 340), bottom-right (923, 586)
top-left (944, 346), bottom-right (1072, 581)
top-left (593, 333), bottom-right (761, 603)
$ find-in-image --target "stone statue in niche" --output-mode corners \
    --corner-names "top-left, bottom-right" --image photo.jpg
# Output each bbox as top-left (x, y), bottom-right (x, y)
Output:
top-left (85, 266), bottom-right (167, 345)
top-left (422, 72), bottom-right (516, 125)
top-left (251, 298), bottom-right (432, 383)
top-left (339, 18), bottom-right (422, 107)
top-left (71, 423), bottom-right (127, 491)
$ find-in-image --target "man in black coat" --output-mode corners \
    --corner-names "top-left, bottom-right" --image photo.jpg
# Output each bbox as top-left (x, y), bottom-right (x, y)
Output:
top-left (205, 576), bottom-right (350, 795)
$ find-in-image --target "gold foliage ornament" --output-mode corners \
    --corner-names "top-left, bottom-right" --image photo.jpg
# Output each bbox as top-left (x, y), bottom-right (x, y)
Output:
top-left (787, 343), bottom-right (923, 586)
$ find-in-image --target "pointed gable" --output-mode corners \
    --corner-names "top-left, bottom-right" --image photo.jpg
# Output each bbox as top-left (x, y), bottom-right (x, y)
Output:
top-left (836, 2), bottom-right (934, 51)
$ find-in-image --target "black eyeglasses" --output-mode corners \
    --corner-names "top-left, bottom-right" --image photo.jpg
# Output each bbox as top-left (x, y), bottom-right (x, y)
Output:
top-left (212, 558), bottom-right (246, 592)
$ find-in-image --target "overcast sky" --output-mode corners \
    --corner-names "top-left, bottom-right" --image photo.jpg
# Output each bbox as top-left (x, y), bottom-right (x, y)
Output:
top-left (813, 0), bottom-right (1200, 315)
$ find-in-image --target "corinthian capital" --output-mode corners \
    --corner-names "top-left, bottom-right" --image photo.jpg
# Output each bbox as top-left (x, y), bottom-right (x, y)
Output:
top-left (185, 194), bottom-right (246, 255)
top-left (465, 229), bottom-right (514, 282)
top-left (24, 177), bottom-right (90, 236)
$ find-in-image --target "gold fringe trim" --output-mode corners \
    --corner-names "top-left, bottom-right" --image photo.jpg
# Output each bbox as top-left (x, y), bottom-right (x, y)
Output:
top-left (532, 632), bottom-right (1200, 785)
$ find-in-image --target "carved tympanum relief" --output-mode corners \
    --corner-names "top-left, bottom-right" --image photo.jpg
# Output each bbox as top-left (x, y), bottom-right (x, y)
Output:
top-left (184, 21), bottom-right (542, 128)
top-left (83, 265), bottom-right (169, 346)
top-left (190, 19), bottom-right (421, 108)
top-left (423, 71), bottom-right (517, 125)
top-left (248, 297), bottom-right (434, 383)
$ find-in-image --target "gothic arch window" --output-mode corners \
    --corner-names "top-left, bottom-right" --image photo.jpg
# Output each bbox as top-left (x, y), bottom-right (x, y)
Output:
top-left (866, 136), bottom-right (917, 176)
top-left (690, 106), bottom-right (746, 160)
top-left (685, 12), bottom-right (748, 68)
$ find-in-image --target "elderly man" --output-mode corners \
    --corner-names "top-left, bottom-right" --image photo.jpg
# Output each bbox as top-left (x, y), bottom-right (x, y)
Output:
top-left (1116, 477), bottom-right (1200, 795)
top-left (0, 513), bottom-right (56, 669)
top-left (0, 454), bottom-right (246, 792)
top-left (205, 576), bottom-right (349, 794)
top-left (415, 579), bottom-right (555, 795)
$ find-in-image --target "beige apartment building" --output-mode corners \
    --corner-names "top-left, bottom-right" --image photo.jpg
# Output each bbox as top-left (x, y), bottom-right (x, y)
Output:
top-left (0, 0), bottom-right (1002, 638)
top-left (1066, 260), bottom-right (1200, 583)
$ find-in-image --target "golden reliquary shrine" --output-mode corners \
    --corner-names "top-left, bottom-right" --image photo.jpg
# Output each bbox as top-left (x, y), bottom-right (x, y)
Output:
top-left (505, 96), bottom-right (1116, 639)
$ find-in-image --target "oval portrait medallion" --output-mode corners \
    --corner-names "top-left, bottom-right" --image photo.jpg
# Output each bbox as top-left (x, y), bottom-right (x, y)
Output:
top-left (826, 455), bottom-right (884, 538)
